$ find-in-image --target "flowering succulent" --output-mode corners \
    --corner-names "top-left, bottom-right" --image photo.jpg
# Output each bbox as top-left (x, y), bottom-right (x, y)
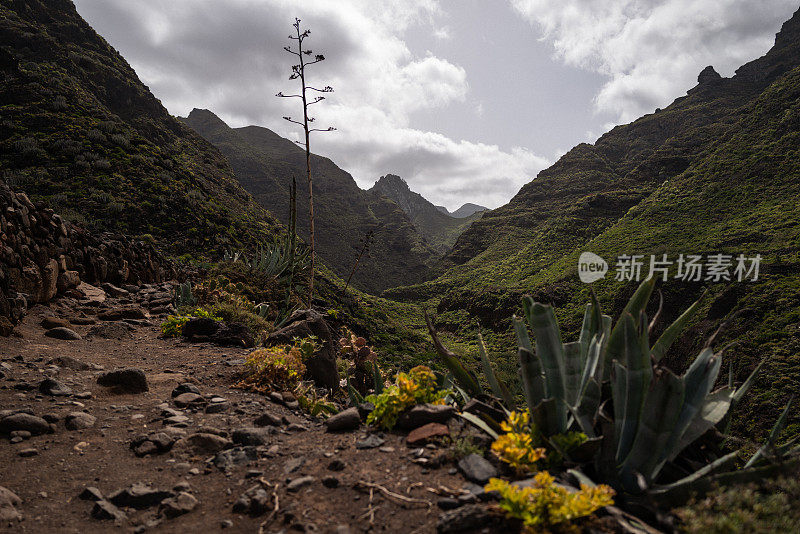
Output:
top-left (366, 366), bottom-right (450, 430)
top-left (491, 410), bottom-right (547, 473)
top-left (239, 344), bottom-right (307, 392)
top-left (485, 473), bottom-right (615, 530)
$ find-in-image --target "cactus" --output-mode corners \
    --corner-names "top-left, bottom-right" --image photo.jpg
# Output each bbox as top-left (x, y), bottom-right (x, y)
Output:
top-left (172, 282), bottom-right (196, 310)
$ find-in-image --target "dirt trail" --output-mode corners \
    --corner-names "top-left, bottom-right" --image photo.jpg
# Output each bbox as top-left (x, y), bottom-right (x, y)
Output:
top-left (0, 289), bottom-right (481, 533)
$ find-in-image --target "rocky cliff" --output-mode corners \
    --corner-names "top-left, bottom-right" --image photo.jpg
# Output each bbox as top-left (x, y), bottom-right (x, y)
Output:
top-left (0, 180), bottom-right (176, 334)
top-left (369, 174), bottom-right (483, 254)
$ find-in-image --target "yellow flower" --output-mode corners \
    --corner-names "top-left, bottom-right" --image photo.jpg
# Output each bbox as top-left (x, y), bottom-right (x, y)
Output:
top-left (484, 475), bottom-right (615, 530)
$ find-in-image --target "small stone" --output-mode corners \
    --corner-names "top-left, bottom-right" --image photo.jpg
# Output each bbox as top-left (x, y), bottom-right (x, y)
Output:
top-left (221, 519), bottom-right (233, 528)
top-left (356, 434), bottom-right (385, 449)
top-left (79, 487), bottom-right (104, 501)
top-left (171, 383), bottom-right (201, 397)
top-left (287, 476), bottom-right (315, 492)
top-left (97, 368), bottom-right (148, 393)
top-left (205, 401), bottom-right (229, 414)
top-left (75, 391), bottom-right (93, 399)
top-left (232, 427), bottom-right (273, 446)
top-left (286, 423), bottom-right (307, 432)
top-left (9, 430), bottom-right (31, 440)
top-left (44, 327), bottom-right (82, 340)
top-left (92, 500), bottom-right (127, 521)
top-left (173, 433), bottom-right (231, 454)
top-left (18, 448), bottom-right (38, 457)
top-left (284, 457), bottom-right (305, 475)
top-left (159, 491), bottom-right (198, 518)
top-left (0, 486), bottom-right (22, 522)
top-left (253, 412), bottom-right (281, 427)
top-left (457, 454), bottom-right (497, 484)
top-left (322, 476), bottom-right (340, 488)
top-left (108, 483), bottom-right (173, 509)
top-left (325, 407), bottom-right (361, 432)
top-left (38, 377), bottom-right (73, 396)
top-left (0, 413), bottom-right (51, 435)
top-left (397, 403), bottom-right (456, 430)
top-left (437, 497), bottom-right (461, 510)
top-left (327, 459), bottom-right (345, 471)
top-left (173, 392), bottom-right (205, 408)
top-left (41, 317), bottom-right (70, 329)
top-left (285, 400), bottom-right (300, 410)
top-left (213, 447), bottom-right (258, 471)
top-left (164, 415), bottom-right (190, 426)
top-left (65, 412), bottom-right (96, 430)
top-left (406, 423), bottom-right (449, 446)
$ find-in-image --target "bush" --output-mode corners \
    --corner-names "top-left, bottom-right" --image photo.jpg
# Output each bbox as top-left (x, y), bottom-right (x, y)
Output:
top-left (365, 366), bottom-right (449, 430)
top-left (485, 473), bottom-right (614, 531)
top-left (239, 344), bottom-right (307, 393)
top-left (160, 307), bottom-right (222, 337)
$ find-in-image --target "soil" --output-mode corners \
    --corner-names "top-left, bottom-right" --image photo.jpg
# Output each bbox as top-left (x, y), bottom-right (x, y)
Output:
top-left (0, 289), bottom-right (486, 534)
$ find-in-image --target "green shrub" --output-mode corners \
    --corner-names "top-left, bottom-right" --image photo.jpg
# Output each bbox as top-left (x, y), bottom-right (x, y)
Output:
top-left (366, 365), bottom-right (450, 430)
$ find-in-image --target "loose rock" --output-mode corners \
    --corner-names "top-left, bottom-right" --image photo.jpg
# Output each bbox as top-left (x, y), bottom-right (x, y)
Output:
top-left (65, 412), bottom-right (96, 430)
top-left (44, 327), bottom-right (82, 341)
top-left (457, 454), bottom-right (497, 484)
top-left (325, 407), bottom-right (361, 432)
top-left (97, 368), bottom-right (148, 393)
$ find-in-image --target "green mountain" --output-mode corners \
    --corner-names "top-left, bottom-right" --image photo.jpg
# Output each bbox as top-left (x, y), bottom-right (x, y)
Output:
top-left (450, 203), bottom-right (488, 218)
top-left (391, 8), bottom-right (800, 437)
top-left (180, 110), bottom-right (437, 294)
top-left (0, 0), bottom-right (280, 255)
top-left (369, 174), bottom-right (483, 254)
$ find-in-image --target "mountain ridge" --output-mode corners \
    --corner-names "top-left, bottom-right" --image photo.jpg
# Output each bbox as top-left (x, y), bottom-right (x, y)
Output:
top-left (369, 174), bottom-right (483, 254)
top-left (181, 109), bottom-right (438, 294)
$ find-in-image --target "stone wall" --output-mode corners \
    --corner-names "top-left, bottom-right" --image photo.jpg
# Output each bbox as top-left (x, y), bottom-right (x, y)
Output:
top-left (0, 180), bottom-right (178, 333)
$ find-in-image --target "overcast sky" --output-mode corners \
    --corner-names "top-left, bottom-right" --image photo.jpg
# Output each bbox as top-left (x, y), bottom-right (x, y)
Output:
top-left (74, 0), bottom-right (797, 210)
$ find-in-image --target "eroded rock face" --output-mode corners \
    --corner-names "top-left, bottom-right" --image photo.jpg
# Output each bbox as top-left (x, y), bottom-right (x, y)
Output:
top-left (0, 180), bottom-right (178, 333)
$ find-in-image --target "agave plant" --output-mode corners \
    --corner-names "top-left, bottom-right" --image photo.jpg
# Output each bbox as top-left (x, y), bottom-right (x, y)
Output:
top-left (427, 279), bottom-right (798, 502)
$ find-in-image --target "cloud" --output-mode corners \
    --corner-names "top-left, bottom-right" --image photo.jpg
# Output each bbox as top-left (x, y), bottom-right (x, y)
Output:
top-left (74, 0), bottom-right (547, 209)
top-left (510, 0), bottom-right (798, 123)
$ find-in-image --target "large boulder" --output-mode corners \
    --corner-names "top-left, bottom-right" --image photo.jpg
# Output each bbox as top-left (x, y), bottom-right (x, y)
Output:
top-left (265, 309), bottom-right (338, 389)
top-left (97, 368), bottom-right (148, 393)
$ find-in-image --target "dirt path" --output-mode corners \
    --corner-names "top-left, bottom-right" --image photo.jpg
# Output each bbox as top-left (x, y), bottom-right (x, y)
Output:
top-left (0, 289), bottom-right (480, 533)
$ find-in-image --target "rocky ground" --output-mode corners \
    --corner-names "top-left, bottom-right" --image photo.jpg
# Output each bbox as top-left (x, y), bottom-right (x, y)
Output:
top-left (0, 283), bottom-right (506, 533)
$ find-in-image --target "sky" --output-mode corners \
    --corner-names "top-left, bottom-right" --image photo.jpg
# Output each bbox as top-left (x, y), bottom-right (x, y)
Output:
top-left (73, 0), bottom-right (798, 210)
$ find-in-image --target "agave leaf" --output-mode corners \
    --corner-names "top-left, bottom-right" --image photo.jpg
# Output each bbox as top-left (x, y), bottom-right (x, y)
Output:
top-left (615, 313), bottom-right (652, 463)
top-left (620, 369), bottom-right (684, 487)
top-left (532, 397), bottom-right (567, 436)
top-left (566, 437), bottom-right (603, 464)
top-left (458, 411), bottom-right (499, 440)
top-left (519, 346), bottom-right (546, 411)
top-left (424, 310), bottom-right (482, 397)
top-left (563, 341), bottom-right (584, 407)
top-left (745, 396), bottom-right (794, 468)
top-left (655, 350), bottom-right (721, 471)
top-left (523, 299), bottom-right (567, 427)
top-left (649, 450), bottom-right (740, 502)
top-left (513, 315), bottom-right (533, 351)
top-left (605, 279), bottom-right (656, 372)
top-left (732, 357), bottom-right (768, 406)
top-left (579, 334), bottom-right (604, 398)
top-left (611, 361), bottom-right (627, 454)
top-left (478, 333), bottom-right (515, 407)
top-left (651, 291), bottom-right (705, 362)
top-left (670, 387), bottom-right (734, 461)
top-left (569, 377), bottom-right (601, 437)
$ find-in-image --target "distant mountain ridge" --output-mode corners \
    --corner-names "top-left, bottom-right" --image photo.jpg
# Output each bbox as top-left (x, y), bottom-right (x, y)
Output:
top-left (369, 174), bottom-right (483, 254)
top-left (181, 110), bottom-right (438, 294)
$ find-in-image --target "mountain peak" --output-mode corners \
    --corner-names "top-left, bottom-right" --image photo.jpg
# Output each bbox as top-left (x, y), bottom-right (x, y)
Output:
top-left (451, 203), bottom-right (489, 218)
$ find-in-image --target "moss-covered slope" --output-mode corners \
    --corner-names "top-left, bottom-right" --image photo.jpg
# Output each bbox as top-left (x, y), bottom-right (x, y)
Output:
top-left (0, 0), bottom-right (280, 255)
